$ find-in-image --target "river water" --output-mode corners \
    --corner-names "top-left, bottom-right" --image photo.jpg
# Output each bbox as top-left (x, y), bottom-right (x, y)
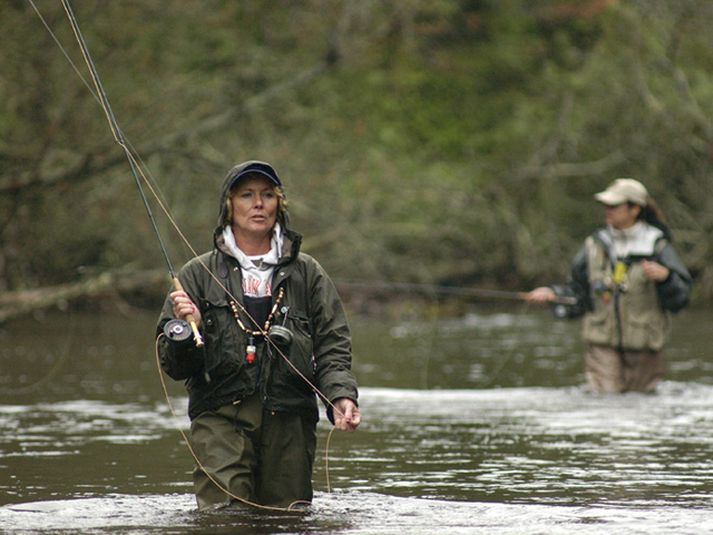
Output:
top-left (1, 303), bottom-right (711, 534)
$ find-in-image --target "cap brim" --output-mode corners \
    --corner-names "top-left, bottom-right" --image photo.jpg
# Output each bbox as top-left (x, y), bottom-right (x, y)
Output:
top-left (594, 191), bottom-right (626, 206)
top-left (228, 169), bottom-right (281, 190)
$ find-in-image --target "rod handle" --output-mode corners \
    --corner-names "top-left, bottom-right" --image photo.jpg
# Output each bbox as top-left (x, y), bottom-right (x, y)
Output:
top-left (172, 277), bottom-right (204, 347)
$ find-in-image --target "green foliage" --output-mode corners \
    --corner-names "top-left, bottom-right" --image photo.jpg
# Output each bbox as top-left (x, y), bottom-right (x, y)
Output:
top-left (2, 0), bottom-right (712, 301)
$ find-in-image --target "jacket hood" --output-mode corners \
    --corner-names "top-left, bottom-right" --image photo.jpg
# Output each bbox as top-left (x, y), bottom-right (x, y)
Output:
top-left (214, 160), bottom-right (299, 263)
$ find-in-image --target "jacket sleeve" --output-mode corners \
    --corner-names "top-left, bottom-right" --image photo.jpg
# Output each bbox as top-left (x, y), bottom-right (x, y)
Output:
top-left (155, 265), bottom-right (206, 381)
top-left (655, 241), bottom-right (692, 313)
top-left (550, 244), bottom-right (592, 319)
top-left (308, 259), bottom-right (358, 413)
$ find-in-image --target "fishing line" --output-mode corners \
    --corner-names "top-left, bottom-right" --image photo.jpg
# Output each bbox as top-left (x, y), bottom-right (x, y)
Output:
top-left (27, 0), bottom-right (96, 98)
top-left (35, 0), bottom-right (538, 402)
top-left (54, 0), bottom-right (346, 416)
top-left (26, 0), bottom-right (180, 245)
top-left (59, 0), bottom-right (205, 354)
top-left (33, 0), bottom-right (350, 507)
top-left (324, 426), bottom-right (337, 493)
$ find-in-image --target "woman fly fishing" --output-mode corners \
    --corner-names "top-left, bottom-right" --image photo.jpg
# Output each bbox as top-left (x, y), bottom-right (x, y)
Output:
top-left (525, 178), bottom-right (691, 393)
top-left (156, 161), bottom-right (360, 510)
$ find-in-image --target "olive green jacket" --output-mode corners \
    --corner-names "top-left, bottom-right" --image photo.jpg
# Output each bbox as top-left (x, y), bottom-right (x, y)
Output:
top-left (156, 226), bottom-right (358, 422)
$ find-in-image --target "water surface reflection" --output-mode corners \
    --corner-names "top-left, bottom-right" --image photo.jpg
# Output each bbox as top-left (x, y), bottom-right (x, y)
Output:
top-left (1, 306), bottom-right (711, 533)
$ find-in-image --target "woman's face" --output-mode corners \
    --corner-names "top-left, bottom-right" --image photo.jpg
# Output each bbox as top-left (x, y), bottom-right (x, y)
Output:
top-left (229, 175), bottom-right (278, 240)
top-left (604, 202), bottom-right (640, 230)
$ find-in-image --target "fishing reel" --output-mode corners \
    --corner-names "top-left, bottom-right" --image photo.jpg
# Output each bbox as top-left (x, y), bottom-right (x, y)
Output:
top-left (267, 305), bottom-right (293, 350)
top-left (163, 318), bottom-right (193, 347)
top-left (163, 318), bottom-right (211, 383)
top-left (549, 285), bottom-right (579, 319)
top-left (268, 324), bottom-right (293, 349)
top-left (552, 304), bottom-right (568, 319)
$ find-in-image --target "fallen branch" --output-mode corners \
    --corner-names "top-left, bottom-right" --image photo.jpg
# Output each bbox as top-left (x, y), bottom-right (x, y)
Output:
top-left (0, 268), bottom-right (167, 323)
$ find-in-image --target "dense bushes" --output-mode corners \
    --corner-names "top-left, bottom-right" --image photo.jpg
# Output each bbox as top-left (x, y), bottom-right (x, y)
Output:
top-left (2, 1), bottom-right (712, 300)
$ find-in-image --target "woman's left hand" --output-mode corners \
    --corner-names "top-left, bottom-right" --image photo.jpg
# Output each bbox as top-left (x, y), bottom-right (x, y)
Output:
top-left (333, 398), bottom-right (361, 431)
top-left (641, 260), bottom-right (670, 282)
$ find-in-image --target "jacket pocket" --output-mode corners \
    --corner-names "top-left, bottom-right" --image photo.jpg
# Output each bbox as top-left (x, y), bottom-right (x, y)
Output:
top-left (201, 298), bottom-right (244, 375)
top-left (288, 314), bottom-right (315, 382)
top-left (270, 312), bottom-right (315, 394)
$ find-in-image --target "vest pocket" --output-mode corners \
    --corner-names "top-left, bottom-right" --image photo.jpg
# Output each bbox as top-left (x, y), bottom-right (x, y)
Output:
top-left (583, 315), bottom-right (610, 346)
top-left (624, 312), bottom-right (667, 351)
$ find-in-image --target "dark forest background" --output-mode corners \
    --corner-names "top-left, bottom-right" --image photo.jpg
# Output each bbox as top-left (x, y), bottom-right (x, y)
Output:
top-left (2, 0), bottom-right (712, 320)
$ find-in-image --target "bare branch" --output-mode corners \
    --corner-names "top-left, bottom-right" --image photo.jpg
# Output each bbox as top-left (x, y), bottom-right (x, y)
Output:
top-left (0, 268), bottom-right (167, 324)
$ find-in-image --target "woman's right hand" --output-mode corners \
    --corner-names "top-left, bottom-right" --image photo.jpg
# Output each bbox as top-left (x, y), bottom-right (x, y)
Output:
top-left (524, 286), bottom-right (556, 304)
top-left (170, 290), bottom-right (202, 328)
top-left (332, 398), bottom-right (361, 431)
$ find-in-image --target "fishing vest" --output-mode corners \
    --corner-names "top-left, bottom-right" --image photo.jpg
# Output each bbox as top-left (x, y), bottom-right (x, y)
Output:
top-left (581, 230), bottom-right (670, 351)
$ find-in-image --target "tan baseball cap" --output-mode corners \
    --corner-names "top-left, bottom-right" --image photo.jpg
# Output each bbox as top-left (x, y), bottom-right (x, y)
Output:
top-left (594, 178), bottom-right (648, 206)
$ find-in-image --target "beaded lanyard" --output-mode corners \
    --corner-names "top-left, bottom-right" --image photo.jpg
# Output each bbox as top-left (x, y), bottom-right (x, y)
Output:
top-left (229, 287), bottom-right (285, 364)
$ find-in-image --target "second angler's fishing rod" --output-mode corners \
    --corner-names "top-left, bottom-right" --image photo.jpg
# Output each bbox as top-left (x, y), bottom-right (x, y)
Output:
top-left (335, 280), bottom-right (578, 306)
top-left (60, 0), bottom-right (203, 348)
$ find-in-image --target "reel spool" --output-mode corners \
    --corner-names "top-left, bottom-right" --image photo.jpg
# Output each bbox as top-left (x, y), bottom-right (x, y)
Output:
top-left (268, 324), bottom-right (293, 349)
top-left (164, 318), bottom-right (193, 344)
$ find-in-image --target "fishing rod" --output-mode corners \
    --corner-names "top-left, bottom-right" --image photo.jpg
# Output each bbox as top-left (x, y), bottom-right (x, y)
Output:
top-left (49, 4), bottom-right (357, 509)
top-left (335, 279), bottom-right (578, 305)
top-left (60, 0), bottom-right (203, 348)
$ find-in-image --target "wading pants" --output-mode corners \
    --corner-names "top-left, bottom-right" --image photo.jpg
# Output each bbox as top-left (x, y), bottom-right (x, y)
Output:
top-left (188, 393), bottom-right (316, 510)
top-left (584, 344), bottom-right (666, 393)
